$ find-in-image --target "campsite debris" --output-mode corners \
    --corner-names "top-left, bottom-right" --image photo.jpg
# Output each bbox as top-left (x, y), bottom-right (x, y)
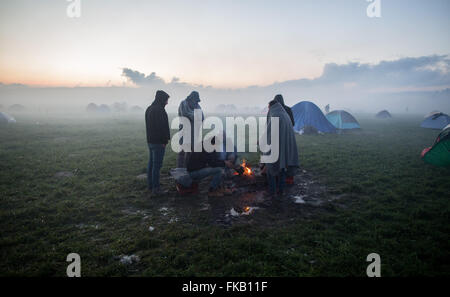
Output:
top-left (119, 254), bottom-right (140, 265)
top-left (292, 195), bottom-right (307, 204)
top-left (230, 208), bottom-right (240, 217)
top-left (159, 207), bottom-right (169, 215)
top-left (169, 217), bottom-right (179, 224)
top-left (54, 171), bottom-right (74, 178)
top-left (136, 173), bottom-right (147, 180)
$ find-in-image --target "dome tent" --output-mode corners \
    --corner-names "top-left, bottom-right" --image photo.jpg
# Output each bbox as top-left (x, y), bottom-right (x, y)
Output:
top-left (86, 103), bottom-right (98, 112)
top-left (420, 112), bottom-right (450, 130)
top-left (424, 111), bottom-right (441, 118)
top-left (375, 110), bottom-right (392, 119)
top-left (0, 112), bottom-right (16, 124)
top-left (326, 110), bottom-right (361, 130)
top-left (291, 101), bottom-right (336, 133)
top-left (421, 124), bottom-right (450, 167)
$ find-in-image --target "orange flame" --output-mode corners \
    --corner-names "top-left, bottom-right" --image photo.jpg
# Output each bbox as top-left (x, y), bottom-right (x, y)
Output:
top-left (241, 159), bottom-right (252, 176)
top-left (244, 206), bottom-right (251, 212)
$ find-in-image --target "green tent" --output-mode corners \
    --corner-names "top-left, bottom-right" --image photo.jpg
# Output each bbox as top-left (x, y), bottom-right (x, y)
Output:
top-left (421, 124), bottom-right (450, 167)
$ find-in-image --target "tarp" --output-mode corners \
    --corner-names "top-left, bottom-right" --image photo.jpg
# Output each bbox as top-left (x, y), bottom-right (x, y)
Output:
top-left (422, 125), bottom-right (450, 167)
top-left (420, 113), bottom-right (450, 130)
top-left (291, 101), bottom-right (336, 133)
top-left (326, 110), bottom-right (361, 130)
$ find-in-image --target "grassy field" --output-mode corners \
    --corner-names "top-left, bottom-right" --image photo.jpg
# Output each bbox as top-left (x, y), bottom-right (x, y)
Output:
top-left (0, 113), bottom-right (449, 276)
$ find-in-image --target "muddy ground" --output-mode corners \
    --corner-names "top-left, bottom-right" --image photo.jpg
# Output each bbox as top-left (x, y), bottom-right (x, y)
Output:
top-left (138, 168), bottom-right (339, 228)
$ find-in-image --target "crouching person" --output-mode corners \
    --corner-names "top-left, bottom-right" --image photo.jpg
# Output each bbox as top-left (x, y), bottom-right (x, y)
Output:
top-left (185, 138), bottom-right (235, 197)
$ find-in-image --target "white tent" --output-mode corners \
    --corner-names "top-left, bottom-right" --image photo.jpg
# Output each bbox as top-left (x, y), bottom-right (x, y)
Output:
top-left (0, 112), bottom-right (16, 124)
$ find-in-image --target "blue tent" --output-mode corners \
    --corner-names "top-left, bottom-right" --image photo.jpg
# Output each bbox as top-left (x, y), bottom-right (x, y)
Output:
top-left (326, 110), bottom-right (361, 130)
top-left (420, 113), bottom-right (450, 130)
top-left (291, 101), bottom-right (336, 133)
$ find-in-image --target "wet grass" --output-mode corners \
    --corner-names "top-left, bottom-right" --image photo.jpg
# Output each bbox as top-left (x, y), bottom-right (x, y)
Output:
top-left (0, 113), bottom-right (449, 276)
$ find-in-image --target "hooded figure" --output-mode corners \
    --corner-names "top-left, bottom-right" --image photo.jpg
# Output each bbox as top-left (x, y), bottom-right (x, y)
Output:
top-left (262, 101), bottom-right (299, 194)
top-left (145, 90), bottom-right (170, 195)
top-left (273, 94), bottom-right (295, 126)
top-left (145, 90), bottom-right (170, 144)
top-left (177, 91), bottom-right (204, 167)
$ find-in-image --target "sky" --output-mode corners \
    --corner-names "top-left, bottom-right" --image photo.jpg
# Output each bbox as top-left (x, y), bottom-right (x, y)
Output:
top-left (0, 0), bottom-right (449, 113)
top-left (1, 0), bottom-right (449, 88)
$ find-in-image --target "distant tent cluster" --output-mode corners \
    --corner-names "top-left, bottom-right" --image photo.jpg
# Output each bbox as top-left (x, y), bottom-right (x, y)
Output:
top-left (215, 104), bottom-right (238, 114)
top-left (86, 102), bottom-right (144, 114)
top-left (1, 104), bottom-right (27, 113)
top-left (214, 104), bottom-right (260, 114)
top-left (289, 101), bottom-right (361, 133)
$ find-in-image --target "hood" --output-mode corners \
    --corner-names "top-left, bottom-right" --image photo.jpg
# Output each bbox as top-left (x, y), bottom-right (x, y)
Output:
top-left (274, 94), bottom-right (285, 106)
top-left (153, 90), bottom-right (170, 106)
top-left (186, 91), bottom-right (201, 104)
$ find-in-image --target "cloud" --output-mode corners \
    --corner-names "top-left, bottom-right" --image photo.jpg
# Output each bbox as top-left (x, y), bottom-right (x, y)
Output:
top-left (2, 55), bottom-right (449, 114)
top-left (121, 68), bottom-right (165, 86)
top-left (316, 55), bottom-right (450, 87)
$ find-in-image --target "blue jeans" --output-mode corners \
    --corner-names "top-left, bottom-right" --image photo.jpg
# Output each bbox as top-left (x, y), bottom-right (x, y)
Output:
top-left (189, 167), bottom-right (224, 191)
top-left (267, 169), bottom-right (286, 194)
top-left (147, 143), bottom-right (166, 190)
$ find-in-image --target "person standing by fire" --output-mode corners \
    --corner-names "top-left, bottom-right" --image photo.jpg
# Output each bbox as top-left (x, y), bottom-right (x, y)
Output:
top-left (177, 91), bottom-right (204, 168)
top-left (262, 99), bottom-right (299, 196)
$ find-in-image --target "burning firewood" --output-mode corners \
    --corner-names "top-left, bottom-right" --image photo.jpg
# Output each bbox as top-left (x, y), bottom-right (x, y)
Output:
top-left (234, 159), bottom-right (253, 176)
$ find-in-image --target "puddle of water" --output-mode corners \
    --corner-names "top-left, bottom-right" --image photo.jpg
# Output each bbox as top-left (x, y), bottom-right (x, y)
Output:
top-left (118, 254), bottom-right (140, 265)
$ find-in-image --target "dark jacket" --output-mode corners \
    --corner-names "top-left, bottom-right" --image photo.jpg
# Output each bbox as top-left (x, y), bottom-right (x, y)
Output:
top-left (185, 150), bottom-right (225, 172)
top-left (145, 90), bottom-right (170, 144)
top-left (273, 94), bottom-right (295, 126)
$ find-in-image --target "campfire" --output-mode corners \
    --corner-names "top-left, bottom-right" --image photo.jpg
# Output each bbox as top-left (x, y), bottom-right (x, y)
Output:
top-left (234, 159), bottom-right (253, 176)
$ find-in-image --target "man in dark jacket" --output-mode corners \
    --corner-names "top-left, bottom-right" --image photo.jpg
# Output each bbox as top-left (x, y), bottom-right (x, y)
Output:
top-left (145, 90), bottom-right (170, 195)
top-left (185, 137), bottom-right (234, 197)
